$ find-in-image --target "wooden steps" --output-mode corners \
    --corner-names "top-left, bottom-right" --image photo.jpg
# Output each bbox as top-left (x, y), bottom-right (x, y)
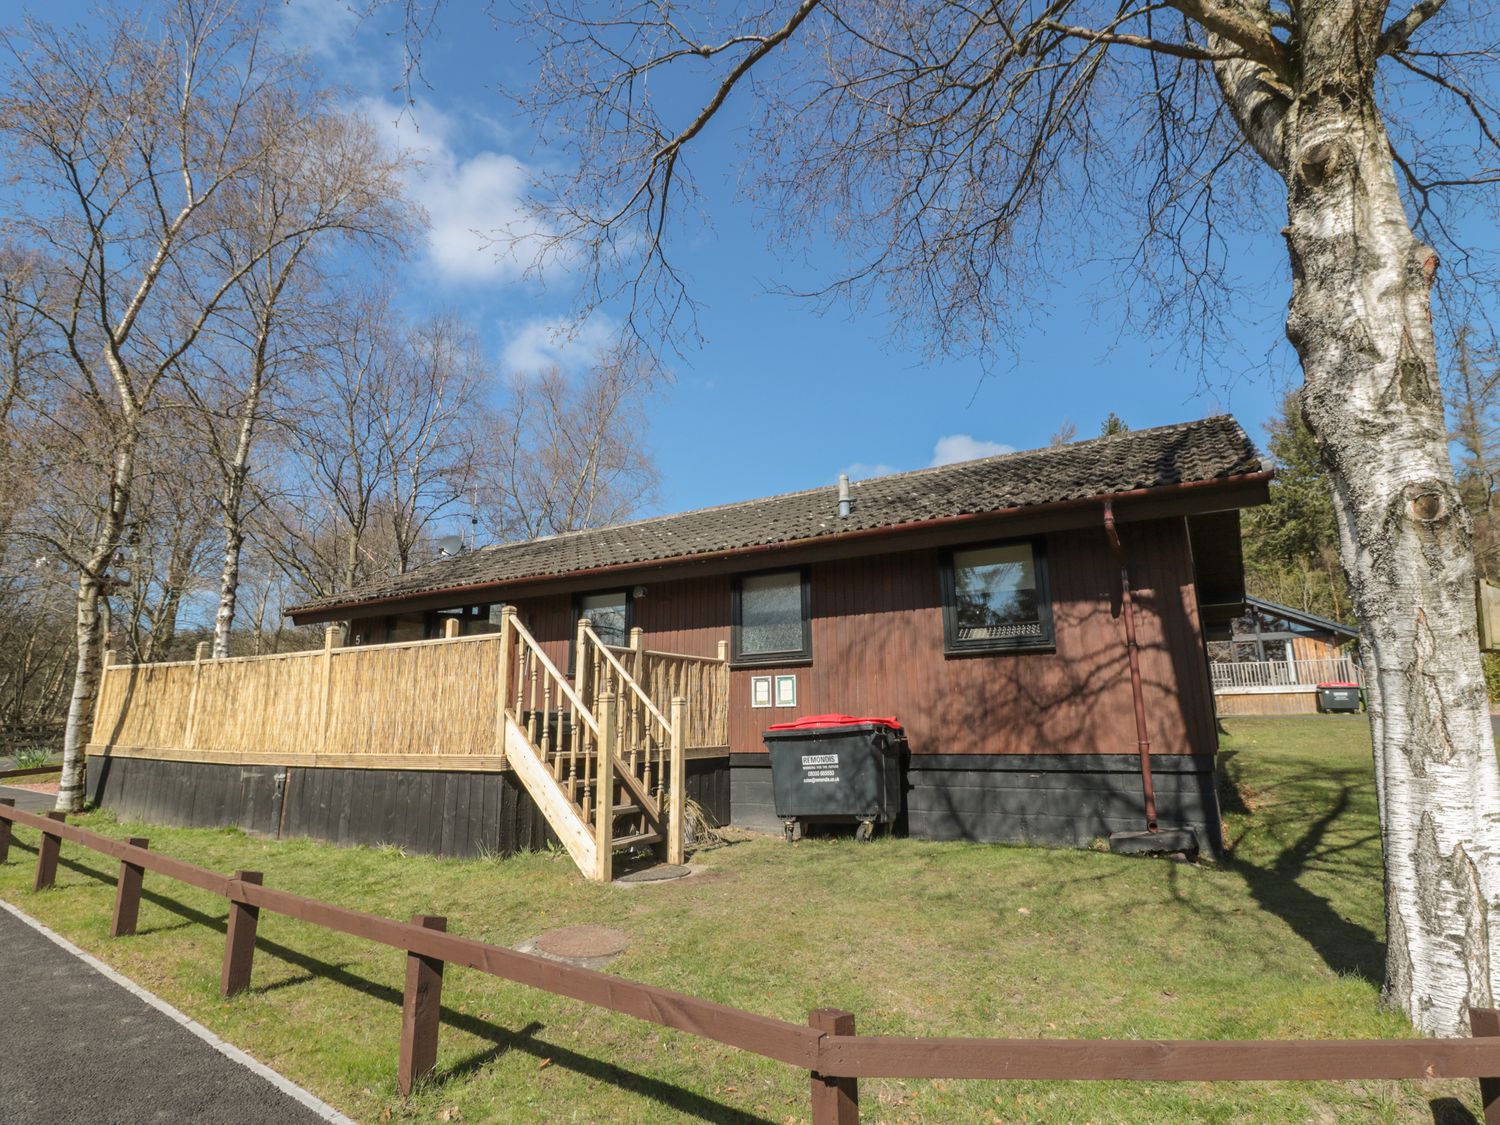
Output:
top-left (611, 830), bottom-right (663, 851)
top-left (500, 609), bottom-right (686, 882)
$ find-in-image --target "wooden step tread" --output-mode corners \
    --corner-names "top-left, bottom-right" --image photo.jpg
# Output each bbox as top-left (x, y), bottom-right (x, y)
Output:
top-left (611, 831), bottom-right (662, 850)
top-left (612, 803), bottom-right (640, 817)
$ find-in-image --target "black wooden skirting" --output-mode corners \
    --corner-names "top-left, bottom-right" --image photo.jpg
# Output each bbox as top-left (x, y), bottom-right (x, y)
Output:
top-left (729, 752), bottom-right (1221, 853)
top-left (86, 754), bottom-right (729, 859)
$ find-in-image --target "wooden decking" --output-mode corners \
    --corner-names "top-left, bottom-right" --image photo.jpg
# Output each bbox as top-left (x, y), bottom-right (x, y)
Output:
top-left (88, 611), bottom-right (731, 880)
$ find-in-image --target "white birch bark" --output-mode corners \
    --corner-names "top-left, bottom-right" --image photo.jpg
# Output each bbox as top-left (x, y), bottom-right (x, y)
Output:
top-left (1216, 2), bottom-right (1500, 1035)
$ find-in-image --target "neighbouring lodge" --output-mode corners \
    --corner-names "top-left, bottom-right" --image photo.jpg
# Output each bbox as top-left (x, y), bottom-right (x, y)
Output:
top-left (88, 416), bottom-right (1270, 872)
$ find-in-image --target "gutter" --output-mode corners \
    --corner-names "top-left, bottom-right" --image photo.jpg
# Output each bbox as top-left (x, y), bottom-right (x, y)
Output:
top-left (289, 470), bottom-right (1272, 622)
top-left (1102, 499), bottom-right (1158, 833)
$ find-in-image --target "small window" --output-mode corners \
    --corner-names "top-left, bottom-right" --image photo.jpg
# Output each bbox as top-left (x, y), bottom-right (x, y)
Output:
top-left (941, 539), bottom-right (1054, 653)
top-left (732, 569), bottom-right (811, 665)
top-left (577, 590), bottom-right (631, 648)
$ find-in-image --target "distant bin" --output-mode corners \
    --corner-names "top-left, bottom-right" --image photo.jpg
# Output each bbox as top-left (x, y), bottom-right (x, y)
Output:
top-left (1316, 682), bottom-right (1362, 713)
top-left (762, 714), bottom-right (905, 842)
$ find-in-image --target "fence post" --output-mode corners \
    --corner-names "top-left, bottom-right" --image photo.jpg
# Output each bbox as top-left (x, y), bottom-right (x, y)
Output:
top-left (809, 1008), bottom-right (858, 1124)
top-left (1471, 1006), bottom-right (1500, 1124)
top-left (595, 692), bottom-right (616, 883)
top-left (443, 617), bottom-right (460, 639)
top-left (183, 642), bottom-right (208, 748)
top-left (110, 837), bottom-right (149, 937)
top-left (669, 695), bottom-right (686, 865)
top-left (629, 626), bottom-right (645, 682)
top-left (318, 625), bottom-right (337, 756)
top-left (220, 870), bottom-right (263, 997)
top-left (575, 616), bottom-right (591, 694)
top-left (398, 914), bottom-right (448, 1096)
top-left (0, 797), bottom-right (12, 864)
top-left (716, 639), bottom-right (729, 663)
top-left (495, 608), bottom-right (516, 757)
top-left (33, 810), bottom-right (65, 891)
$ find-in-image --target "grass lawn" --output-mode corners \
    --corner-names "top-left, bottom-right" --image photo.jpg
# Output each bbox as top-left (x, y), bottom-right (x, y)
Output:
top-left (0, 716), bottom-right (1485, 1123)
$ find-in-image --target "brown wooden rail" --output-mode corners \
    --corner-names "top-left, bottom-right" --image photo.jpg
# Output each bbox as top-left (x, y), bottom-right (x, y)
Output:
top-left (0, 765), bottom-right (61, 781)
top-left (2, 799), bottom-right (1500, 1123)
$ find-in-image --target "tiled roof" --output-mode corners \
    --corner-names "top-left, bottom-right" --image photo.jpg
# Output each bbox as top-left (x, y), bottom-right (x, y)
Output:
top-left (289, 415), bottom-right (1263, 615)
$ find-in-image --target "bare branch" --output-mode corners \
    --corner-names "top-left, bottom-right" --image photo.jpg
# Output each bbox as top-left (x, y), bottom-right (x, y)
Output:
top-left (1379, 0), bottom-right (1450, 55)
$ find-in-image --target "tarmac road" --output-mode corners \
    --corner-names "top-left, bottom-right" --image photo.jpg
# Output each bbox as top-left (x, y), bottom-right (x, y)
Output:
top-left (0, 905), bottom-right (348, 1124)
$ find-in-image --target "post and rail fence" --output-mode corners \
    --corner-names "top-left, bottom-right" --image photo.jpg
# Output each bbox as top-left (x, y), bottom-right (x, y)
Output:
top-left (3, 800), bottom-right (1500, 1122)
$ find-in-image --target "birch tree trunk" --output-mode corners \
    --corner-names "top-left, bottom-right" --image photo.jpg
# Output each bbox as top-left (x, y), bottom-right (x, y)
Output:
top-left (212, 397), bottom-right (259, 659)
top-left (1218, 3), bottom-right (1500, 1035)
top-left (57, 425), bottom-right (138, 812)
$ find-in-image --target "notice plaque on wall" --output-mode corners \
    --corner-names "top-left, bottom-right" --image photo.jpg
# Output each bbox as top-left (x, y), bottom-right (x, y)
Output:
top-left (751, 675), bottom-right (773, 708)
top-left (774, 674), bottom-right (798, 708)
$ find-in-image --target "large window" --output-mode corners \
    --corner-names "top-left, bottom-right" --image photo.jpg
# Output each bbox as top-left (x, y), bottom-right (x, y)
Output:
top-left (577, 590), bottom-right (631, 648)
top-left (732, 569), bottom-right (811, 665)
top-left (941, 539), bottom-right (1054, 654)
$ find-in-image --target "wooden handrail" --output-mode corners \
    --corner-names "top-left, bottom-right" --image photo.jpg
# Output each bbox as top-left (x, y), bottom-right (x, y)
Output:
top-left (581, 623), bottom-right (672, 732)
top-left (509, 616), bottom-right (600, 738)
top-left (0, 765), bottom-right (61, 781)
top-left (5, 799), bottom-right (1500, 1125)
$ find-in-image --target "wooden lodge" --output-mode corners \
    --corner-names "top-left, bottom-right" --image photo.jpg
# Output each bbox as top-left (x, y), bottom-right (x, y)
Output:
top-left (1208, 597), bottom-right (1361, 716)
top-left (87, 417), bottom-right (1271, 875)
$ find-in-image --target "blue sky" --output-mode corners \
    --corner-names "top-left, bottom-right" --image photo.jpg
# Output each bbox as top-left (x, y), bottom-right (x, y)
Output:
top-left (258, 0), bottom-right (1322, 517)
top-left (14, 1), bottom-right (1388, 517)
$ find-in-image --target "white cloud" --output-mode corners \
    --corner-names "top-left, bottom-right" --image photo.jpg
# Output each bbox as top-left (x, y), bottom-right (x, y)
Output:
top-left (929, 434), bottom-right (1016, 466)
top-left (842, 462), bottom-right (898, 480)
top-left (355, 98), bottom-right (546, 286)
top-left (276, 0), bottom-right (359, 59)
top-left (500, 315), bottom-right (618, 376)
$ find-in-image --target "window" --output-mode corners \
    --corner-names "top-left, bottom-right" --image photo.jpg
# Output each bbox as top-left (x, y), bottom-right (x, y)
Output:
top-left (732, 569), bottom-right (811, 665)
top-left (384, 604), bottom-right (500, 642)
top-left (941, 539), bottom-right (1054, 653)
top-left (577, 590), bottom-right (631, 648)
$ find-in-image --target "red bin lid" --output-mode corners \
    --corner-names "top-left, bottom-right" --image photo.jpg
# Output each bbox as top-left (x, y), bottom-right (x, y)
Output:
top-left (766, 713), bottom-right (902, 732)
top-left (1317, 682), bottom-right (1360, 688)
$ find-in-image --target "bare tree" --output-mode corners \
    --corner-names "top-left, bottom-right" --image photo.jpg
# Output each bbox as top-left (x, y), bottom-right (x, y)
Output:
top-left (476, 344), bottom-right (660, 540)
top-left (184, 107), bottom-right (415, 658)
top-left (257, 296), bottom-right (483, 599)
top-left (0, 3), bottom-right (387, 811)
top-left (446, 0), bottom-right (1500, 1032)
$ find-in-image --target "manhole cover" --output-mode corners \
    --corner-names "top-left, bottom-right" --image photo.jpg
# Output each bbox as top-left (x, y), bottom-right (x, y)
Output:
top-left (534, 925), bottom-right (631, 960)
top-left (615, 863), bottom-right (691, 884)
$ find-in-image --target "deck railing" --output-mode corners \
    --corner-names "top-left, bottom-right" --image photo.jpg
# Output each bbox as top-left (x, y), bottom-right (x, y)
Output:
top-left (90, 621), bottom-right (732, 767)
top-left (91, 630), bottom-right (509, 768)
top-left (1211, 657), bottom-right (1361, 691)
top-left (608, 630), bottom-right (730, 753)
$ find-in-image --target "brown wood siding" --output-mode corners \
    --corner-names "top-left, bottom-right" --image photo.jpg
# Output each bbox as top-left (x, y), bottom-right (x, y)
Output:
top-left (496, 519), bottom-right (1216, 759)
top-left (1291, 634), bottom-right (1344, 662)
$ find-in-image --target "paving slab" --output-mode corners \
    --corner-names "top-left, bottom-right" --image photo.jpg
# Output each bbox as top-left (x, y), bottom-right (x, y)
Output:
top-left (0, 904), bottom-right (350, 1124)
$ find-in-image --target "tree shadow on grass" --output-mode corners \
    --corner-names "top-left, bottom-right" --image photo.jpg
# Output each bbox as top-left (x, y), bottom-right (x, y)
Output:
top-left (1217, 755), bottom-right (1386, 982)
top-left (1430, 1095), bottom-right (1481, 1123)
top-left (19, 844), bottom-right (775, 1125)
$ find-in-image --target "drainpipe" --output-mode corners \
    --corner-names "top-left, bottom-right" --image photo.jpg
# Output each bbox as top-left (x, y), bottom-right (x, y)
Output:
top-left (1102, 500), bottom-right (1158, 833)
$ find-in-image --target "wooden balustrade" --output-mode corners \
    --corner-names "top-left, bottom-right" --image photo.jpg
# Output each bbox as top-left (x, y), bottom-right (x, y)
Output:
top-left (1210, 657), bottom-right (1361, 691)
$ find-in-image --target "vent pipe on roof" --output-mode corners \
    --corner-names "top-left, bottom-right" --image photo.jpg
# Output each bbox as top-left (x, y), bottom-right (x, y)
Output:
top-left (837, 473), bottom-right (853, 518)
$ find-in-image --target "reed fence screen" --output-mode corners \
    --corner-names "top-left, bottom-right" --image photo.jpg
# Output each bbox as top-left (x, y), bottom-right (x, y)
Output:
top-left (90, 628), bottom-right (729, 767)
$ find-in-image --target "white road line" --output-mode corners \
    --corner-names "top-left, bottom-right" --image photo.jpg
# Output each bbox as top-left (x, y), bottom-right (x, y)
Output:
top-left (0, 898), bottom-right (357, 1125)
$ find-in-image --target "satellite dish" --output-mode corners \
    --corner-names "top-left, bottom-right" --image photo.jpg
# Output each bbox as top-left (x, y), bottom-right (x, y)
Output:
top-left (436, 535), bottom-right (464, 557)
